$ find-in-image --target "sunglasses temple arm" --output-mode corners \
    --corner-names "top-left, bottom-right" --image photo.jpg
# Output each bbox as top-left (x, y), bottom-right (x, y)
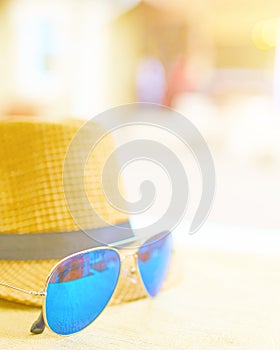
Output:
top-left (30, 311), bottom-right (46, 334)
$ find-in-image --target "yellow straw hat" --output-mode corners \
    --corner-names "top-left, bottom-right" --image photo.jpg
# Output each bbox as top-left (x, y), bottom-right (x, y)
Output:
top-left (0, 117), bottom-right (158, 307)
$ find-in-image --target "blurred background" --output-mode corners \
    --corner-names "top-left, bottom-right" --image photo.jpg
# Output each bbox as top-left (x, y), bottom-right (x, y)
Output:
top-left (0, 0), bottom-right (280, 233)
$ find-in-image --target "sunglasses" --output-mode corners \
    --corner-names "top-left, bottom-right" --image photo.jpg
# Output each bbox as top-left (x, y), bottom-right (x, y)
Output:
top-left (0, 230), bottom-right (173, 336)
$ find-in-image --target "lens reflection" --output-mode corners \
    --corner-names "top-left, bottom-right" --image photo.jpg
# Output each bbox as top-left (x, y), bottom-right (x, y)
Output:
top-left (45, 249), bottom-right (120, 335)
top-left (137, 231), bottom-right (173, 297)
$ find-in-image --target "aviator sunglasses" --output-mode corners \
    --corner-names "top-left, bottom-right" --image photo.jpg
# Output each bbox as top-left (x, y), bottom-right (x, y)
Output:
top-left (0, 229), bottom-right (173, 336)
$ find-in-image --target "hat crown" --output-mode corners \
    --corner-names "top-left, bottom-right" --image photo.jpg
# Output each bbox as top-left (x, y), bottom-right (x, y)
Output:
top-left (0, 119), bottom-right (127, 234)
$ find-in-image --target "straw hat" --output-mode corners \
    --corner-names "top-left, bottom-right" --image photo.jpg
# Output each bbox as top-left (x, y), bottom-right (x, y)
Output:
top-left (0, 118), bottom-right (178, 307)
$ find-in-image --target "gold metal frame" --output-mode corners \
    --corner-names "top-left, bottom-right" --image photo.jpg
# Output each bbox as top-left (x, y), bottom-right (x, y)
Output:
top-left (0, 282), bottom-right (46, 297)
top-left (0, 232), bottom-right (172, 336)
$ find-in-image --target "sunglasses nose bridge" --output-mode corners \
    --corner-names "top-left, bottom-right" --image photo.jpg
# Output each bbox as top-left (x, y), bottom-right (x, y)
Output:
top-left (121, 252), bottom-right (138, 284)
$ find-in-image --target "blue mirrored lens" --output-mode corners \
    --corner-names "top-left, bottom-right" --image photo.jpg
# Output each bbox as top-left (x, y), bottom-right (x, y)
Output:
top-left (45, 249), bottom-right (120, 335)
top-left (137, 232), bottom-right (173, 297)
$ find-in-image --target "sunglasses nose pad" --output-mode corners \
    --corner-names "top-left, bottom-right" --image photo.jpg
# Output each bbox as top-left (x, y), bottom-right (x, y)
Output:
top-left (122, 253), bottom-right (138, 284)
top-left (123, 266), bottom-right (137, 284)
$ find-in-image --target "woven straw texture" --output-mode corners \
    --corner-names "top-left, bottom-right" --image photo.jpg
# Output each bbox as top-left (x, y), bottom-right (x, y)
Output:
top-left (0, 118), bottom-right (131, 305)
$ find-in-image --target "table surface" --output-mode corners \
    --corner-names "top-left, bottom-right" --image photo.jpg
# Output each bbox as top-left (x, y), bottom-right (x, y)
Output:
top-left (1, 223), bottom-right (280, 350)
